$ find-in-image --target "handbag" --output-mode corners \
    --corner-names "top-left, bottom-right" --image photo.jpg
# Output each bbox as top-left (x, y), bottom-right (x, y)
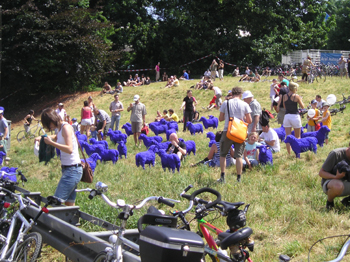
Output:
top-left (75, 134), bottom-right (94, 183)
top-left (226, 100), bottom-right (248, 144)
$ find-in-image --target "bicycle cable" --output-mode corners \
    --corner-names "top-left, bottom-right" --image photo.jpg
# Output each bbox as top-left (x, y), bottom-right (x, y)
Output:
top-left (308, 234), bottom-right (350, 262)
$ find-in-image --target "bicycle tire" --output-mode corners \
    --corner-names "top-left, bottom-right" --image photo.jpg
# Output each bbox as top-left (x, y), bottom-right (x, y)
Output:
top-left (16, 131), bottom-right (27, 142)
top-left (13, 232), bottom-right (42, 262)
top-left (27, 126), bottom-right (39, 139)
top-left (94, 251), bottom-right (109, 262)
top-left (38, 128), bottom-right (46, 136)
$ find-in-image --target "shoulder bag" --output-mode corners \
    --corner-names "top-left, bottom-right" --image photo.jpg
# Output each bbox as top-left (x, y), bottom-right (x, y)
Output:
top-left (226, 100), bottom-right (248, 144)
top-left (75, 134), bottom-right (94, 183)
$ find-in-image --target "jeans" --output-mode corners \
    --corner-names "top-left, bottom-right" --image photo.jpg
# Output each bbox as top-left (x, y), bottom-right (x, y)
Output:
top-left (242, 159), bottom-right (259, 167)
top-left (55, 165), bottom-right (83, 203)
top-left (111, 115), bottom-right (121, 130)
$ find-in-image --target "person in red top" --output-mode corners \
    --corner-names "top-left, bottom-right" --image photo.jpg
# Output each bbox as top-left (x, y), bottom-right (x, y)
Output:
top-left (203, 95), bottom-right (217, 110)
top-left (81, 100), bottom-right (92, 137)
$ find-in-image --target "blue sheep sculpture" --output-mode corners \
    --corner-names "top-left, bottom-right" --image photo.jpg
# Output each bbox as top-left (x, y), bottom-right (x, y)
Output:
top-left (257, 145), bottom-right (273, 165)
top-left (301, 126), bottom-right (331, 147)
top-left (117, 141), bottom-right (128, 159)
top-left (81, 153), bottom-right (102, 174)
top-left (273, 126), bottom-right (286, 142)
top-left (199, 115), bottom-right (218, 129)
top-left (95, 147), bottom-right (119, 164)
top-left (284, 135), bottom-right (318, 158)
top-left (138, 134), bottom-right (163, 148)
top-left (122, 123), bottom-right (133, 136)
top-left (135, 145), bottom-right (158, 169)
top-left (186, 122), bottom-right (203, 135)
top-left (157, 149), bottom-right (181, 173)
top-left (89, 138), bottom-right (108, 149)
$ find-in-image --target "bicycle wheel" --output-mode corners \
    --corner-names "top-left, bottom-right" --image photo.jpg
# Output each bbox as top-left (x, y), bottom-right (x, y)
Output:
top-left (38, 128), bottom-right (46, 136)
top-left (27, 126), bottom-right (39, 139)
top-left (94, 251), bottom-right (109, 262)
top-left (13, 232), bottom-right (42, 262)
top-left (17, 131), bottom-right (27, 142)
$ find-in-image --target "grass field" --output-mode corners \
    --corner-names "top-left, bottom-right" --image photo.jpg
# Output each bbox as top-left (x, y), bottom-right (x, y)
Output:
top-left (7, 75), bottom-right (350, 261)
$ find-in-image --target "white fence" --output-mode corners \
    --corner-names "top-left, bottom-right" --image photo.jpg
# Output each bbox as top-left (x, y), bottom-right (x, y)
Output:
top-left (282, 49), bottom-right (350, 65)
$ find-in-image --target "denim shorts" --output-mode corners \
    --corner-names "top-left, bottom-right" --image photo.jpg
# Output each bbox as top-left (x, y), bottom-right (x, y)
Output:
top-left (55, 165), bottom-right (83, 203)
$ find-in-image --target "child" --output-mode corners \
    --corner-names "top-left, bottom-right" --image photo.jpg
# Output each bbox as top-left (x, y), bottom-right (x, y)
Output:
top-left (155, 110), bottom-right (169, 121)
top-left (0, 133), bottom-right (7, 154)
top-left (71, 118), bottom-right (80, 132)
top-left (90, 125), bottom-right (98, 140)
top-left (243, 132), bottom-right (261, 170)
top-left (270, 79), bottom-right (279, 111)
top-left (203, 95), bottom-right (217, 110)
top-left (307, 99), bottom-right (321, 132)
top-left (115, 82), bottom-right (123, 93)
top-left (319, 102), bottom-right (331, 145)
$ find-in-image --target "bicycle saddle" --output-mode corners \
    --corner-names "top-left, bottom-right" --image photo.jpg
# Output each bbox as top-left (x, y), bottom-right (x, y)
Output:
top-left (217, 201), bottom-right (245, 212)
top-left (219, 227), bottom-right (253, 249)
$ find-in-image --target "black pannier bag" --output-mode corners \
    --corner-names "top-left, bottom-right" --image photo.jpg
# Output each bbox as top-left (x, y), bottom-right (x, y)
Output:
top-left (139, 226), bottom-right (204, 262)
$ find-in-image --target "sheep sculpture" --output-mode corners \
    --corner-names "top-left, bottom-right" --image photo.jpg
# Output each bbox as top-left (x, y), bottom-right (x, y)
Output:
top-left (167, 121), bottom-right (179, 131)
top-left (186, 121), bottom-right (203, 135)
top-left (301, 126), bottom-right (331, 147)
top-left (81, 153), bottom-right (102, 174)
top-left (0, 151), bottom-right (6, 166)
top-left (89, 138), bottom-right (109, 149)
top-left (206, 132), bottom-right (215, 140)
top-left (208, 140), bottom-right (215, 148)
top-left (166, 128), bottom-right (177, 141)
top-left (273, 126), bottom-right (286, 142)
top-left (0, 166), bottom-right (18, 182)
top-left (199, 115), bottom-right (219, 129)
top-left (284, 135), bottom-right (318, 158)
top-left (291, 126), bottom-right (305, 137)
top-left (117, 141), bottom-right (128, 159)
top-left (138, 134), bottom-right (163, 148)
top-left (122, 123), bottom-right (133, 136)
top-left (157, 149), bottom-right (181, 173)
top-left (257, 145), bottom-right (273, 165)
top-left (107, 129), bottom-right (127, 144)
top-left (95, 147), bottom-right (119, 164)
top-left (151, 141), bottom-right (171, 150)
top-left (149, 122), bottom-right (168, 136)
top-left (178, 138), bottom-right (196, 155)
top-left (75, 131), bottom-right (87, 142)
top-left (135, 145), bottom-right (158, 169)
top-left (80, 141), bottom-right (105, 156)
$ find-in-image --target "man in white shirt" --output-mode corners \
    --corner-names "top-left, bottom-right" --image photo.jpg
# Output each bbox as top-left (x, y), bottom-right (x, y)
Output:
top-left (316, 95), bottom-right (325, 110)
top-left (55, 103), bottom-right (67, 121)
top-left (259, 123), bottom-right (280, 153)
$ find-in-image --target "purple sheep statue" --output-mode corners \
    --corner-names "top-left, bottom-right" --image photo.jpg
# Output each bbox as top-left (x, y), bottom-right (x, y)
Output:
top-left (107, 129), bottom-right (127, 144)
top-left (157, 149), bottom-right (181, 173)
top-left (89, 138), bottom-right (109, 149)
top-left (284, 135), bottom-right (318, 158)
top-left (122, 123), bottom-right (133, 136)
top-left (208, 140), bottom-right (215, 148)
top-left (186, 122), bottom-right (203, 135)
top-left (257, 145), bottom-right (273, 165)
top-left (291, 126), bottom-right (305, 137)
top-left (166, 128), bottom-right (177, 141)
top-left (206, 132), bottom-right (215, 140)
top-left (138, 134), bottom-right (163, 148)
top-left (117, 141), bottom-right (128, 159)
top-left (0, 166), bottom-right (18, 173)
top-left (80, 141), bottom-right (105, 156)
top-left (95, 147), bottom-right (119, 164)
top-left (0, 166), bottom-right (18, 182)
top-left (199, 115), bottom-right (218, 129)
top-left (273, 126), bottom-right (286, 142)
top-left (167, 121), bottom-right (179, 131)
top-left (135, 145), bottom-right (158, 169)
top-left (179, 138), bottom-right (196, 155)
top-left (75, 131), bottom-right (87, 142)
top-left (151, 141), bottom-right (171, 150)
top-left (149, 123), bottom-right (168, 136)
top-left (301, 126), bottom-right (331, 147)
top-left (82, 153), bottom-right (102, 174)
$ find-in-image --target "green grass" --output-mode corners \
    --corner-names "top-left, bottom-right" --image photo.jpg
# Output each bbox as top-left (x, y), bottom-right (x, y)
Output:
top-left (8, 75), bottom-right (350, 261)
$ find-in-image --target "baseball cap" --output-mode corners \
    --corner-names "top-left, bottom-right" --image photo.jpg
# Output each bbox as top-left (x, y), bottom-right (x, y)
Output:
top-left (133, 95), bottom-right (140, 101)
top-left (72, 118), bottom-right (77, 121)
top-left (311, 99), bottom-right (317, 104)
top-left (0, 110), bottom-right (3, 115)
top-left (58, 103), bottom-right (64, 106)
top-left (322, 102), bottom-right (330, 107)
top-left (242, 91), bottom-right (253, 100)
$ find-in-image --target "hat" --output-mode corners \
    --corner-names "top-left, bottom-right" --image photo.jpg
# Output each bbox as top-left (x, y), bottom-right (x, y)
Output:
top-left (88, 96), bottom-right (92, 99)
top-left (72, 118), bottom-right (77, 121)
top-left (0, 110), bottom-right (3, 115)
top-left (311, 99), bottom-right (317, 104)
top-left (322, 102), bottom-right (330, 107)
top-left (242, 91), bottom-right (253, 100)
top-left (227, 90), bottom-right (232, 94)
top-left (0, 133), bottom-right (3, 137)
top-left (133, 94), bottom-right (140, 101)
top-left (58, 103), bottom-right (63, 106)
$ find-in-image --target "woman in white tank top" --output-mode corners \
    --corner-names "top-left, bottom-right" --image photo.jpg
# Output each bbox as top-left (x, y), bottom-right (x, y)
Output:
top-left (34, 108), bottom-right (82, 206)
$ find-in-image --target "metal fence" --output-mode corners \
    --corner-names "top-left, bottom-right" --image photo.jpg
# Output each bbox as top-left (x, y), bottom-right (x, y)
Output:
top-left (282, 49), bottom-right (350, 65)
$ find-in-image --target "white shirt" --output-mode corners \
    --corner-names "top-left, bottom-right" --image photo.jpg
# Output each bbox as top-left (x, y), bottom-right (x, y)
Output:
top-left (259, 128), bottom-right (280, 152)
top-left (270, 83), bottom-right (277, 97)
top-left (316, 99), bottom-right (325, 110)
top-left (55, 108), bottom-right (67, 121)
top-left (57, 123), bottom-right (80, 165)
top-left (213, 86), bottom-right (222, 96)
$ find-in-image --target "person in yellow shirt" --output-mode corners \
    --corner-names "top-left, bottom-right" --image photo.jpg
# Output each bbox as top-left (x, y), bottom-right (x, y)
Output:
top-left (155, 110), bottom-right (169, 121)
top-left (319, 102), bottom-right (331, 145)
top-left (307, 99), bottom-right (321, 132)
top-left (165, 109), bottom-right (180, 122)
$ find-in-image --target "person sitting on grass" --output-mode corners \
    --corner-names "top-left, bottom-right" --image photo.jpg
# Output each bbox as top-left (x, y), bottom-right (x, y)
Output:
top-left (259, 117), bottom-right (280, 153)
top-left (162, 72), bottom-right (168, 81)
top-left (115, 82), bottom-right (123, 93)
top-left (318, 102), bottom-right (332, 145)
top-left (155, 110), bottom-right (169, 121)
top-left (203, 95), bottom-right (217, 110)
top-left (100, 82), bottom-right (114, 96)
top-left (165, 109), bottom-right (180, 122)
top-left (179, 69), bottom-right (189, 80)
top-left (190, 131), bottom-right (235, 168)
top-left (243, 132), bottom-right (261, 170)
top-left (165, 76), bottom-right (174, 88)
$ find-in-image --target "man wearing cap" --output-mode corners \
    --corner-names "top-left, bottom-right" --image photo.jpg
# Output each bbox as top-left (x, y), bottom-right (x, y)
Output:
top-left (219, 87), bottom-right (252, 183)
top-left (307, 99), bottom-right (321, 132)
top-left (0, 110), bottom-right (9, 147)
top-left (56, 103), bottom-right (67, 122)
top-left (94, 108), bottom-right (111, 141)
top-left (242, 91), bottom-right (261, 133)
top-left (338, 55), bottom-right (348, 79)
top-left (127, 95), bottom-right (147, 146)
top-left (109, 94), bottom-right (124, 131)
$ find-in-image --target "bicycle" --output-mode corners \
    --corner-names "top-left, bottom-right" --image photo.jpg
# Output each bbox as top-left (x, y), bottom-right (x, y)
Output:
top-left (16, 120), bottom-right (46, 142)
top-left (172, 185), bottom-right (254, 262)
top-left (0, 179), bottom-right (62, 262)
top-left (76, 181), bottom-right (193, 262)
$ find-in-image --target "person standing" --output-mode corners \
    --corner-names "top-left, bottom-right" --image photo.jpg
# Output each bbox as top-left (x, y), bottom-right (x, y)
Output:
top-left (34, 108), bottom-right (82, 206)
top-left (208, 84), bottom-right (222, 109)
top-left (218, 87), bottom-right (252, 183)
top-left (23, 110), bottom-right (37, 133)
top-left (109, 94), bottom-right (124, 131)
top-left (155, 62), bottom-right (160, 81)
top-left (94, 108), bottom-right (111, 141)
top-left (210, 59), bottom-right (218, 81)
top-left (180, 90), bottom-right (196, 132)
top-left (0, 110), bottom-right (9, 149)
top-left (80, 101), bottom-right (92, 137)
top-left (301, 56), bottom-right (315, 82)
top-left (56, 103), bottom-right (67, 122)
top-left (242, 91), bottom-right (262, 133)
top-left (276, 82), bottom-right (289, 125)
top-left (88, 96), bottom-right (96, 126)
top-left (127, 95), bottom-right (147, 146)
top-left (218, 59), bottom-right (224, 81)
top-left (338, 55), bottom-right (348, 79)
